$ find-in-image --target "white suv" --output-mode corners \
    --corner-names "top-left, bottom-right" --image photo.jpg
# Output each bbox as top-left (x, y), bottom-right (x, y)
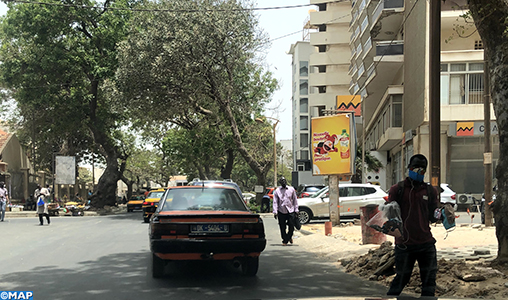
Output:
top-left (297, 183), bottom-right (388, 224)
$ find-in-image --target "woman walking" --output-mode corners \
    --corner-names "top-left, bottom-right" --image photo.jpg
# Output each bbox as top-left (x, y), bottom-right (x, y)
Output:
top-left (36, 185), bottom-right (51, 225)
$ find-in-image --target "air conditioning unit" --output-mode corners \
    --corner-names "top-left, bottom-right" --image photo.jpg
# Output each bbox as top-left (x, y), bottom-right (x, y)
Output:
top-left (457, 193), bottom-right (474, 205)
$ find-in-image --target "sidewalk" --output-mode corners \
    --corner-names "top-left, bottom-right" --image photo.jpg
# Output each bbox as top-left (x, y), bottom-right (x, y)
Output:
top-left (293, 221), bottom-right (498, 263)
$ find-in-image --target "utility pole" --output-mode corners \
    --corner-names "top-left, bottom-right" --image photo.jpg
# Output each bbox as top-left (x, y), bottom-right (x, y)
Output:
top-left (429, 0), bottom-right (441, 190)
top-left (483, 60), bottom-right (493, 226)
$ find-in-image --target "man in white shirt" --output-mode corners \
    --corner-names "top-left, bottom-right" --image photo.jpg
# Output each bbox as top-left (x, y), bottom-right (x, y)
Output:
top-left (272, 177), bottom-right (299, 246)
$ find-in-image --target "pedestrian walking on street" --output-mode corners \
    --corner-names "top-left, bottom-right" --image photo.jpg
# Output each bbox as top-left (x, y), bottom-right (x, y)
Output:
top-left (273, 176), bottom-right (299, 246)
top-left (385, 154), bottom-right (440, 297)
top-left (0, 181), bottom-right (11, 222)
top-left (36, 184), bottom-right (51, 225)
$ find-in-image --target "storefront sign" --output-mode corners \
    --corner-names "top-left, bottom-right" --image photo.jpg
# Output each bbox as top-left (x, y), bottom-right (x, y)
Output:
top-left (336, 95), bottom-right (361, 116)
top-left (454, 121), bottom-right (498, 136)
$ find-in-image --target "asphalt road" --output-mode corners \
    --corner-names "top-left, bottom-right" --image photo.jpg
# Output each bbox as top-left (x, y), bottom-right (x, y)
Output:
top-left (0, 212), bottom-right (386, 300)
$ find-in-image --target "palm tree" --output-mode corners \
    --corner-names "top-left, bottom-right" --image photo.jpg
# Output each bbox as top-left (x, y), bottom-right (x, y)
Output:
top-left (351, 146), bottom-right (383, 183)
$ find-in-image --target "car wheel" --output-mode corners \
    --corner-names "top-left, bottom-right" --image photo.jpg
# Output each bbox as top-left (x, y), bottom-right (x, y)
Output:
top-left (127, 208), bottom-right (132, 212)
top-left (152, 253), bottom-right (165, 278)
top-left (298, 208), bottom-right (312, 224)
top-left (241, 257), bottom-right (259, 276)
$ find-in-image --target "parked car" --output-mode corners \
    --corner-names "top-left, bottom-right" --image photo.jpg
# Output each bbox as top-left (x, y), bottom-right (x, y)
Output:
top-left (149, 185), bottom-right (266, 278)
top-left (439, 183), bottom-right (457, 210)
top-left (127, 195), bottom-right (146, 212)
top-left (297, 183), bottom-right (388, 224)
top-left (296, 184), bottom-right (326, 198)
top-left (142, 188), bottom-right (167, 223)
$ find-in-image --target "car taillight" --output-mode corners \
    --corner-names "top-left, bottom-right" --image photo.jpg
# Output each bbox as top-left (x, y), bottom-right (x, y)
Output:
top-left (302, 192), bottom-right (310, 197)
top-left (451, 194), bottom-right (456, 200)
top-left (143, 201), bottom-right (149, 205)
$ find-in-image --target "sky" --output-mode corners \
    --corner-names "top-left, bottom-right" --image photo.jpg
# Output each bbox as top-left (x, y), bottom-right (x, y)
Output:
top-left (0, 1), bottom-right (313, 141)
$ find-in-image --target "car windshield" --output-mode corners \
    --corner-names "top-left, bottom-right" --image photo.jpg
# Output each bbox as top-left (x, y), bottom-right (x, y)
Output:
top-left (310, 186), bottom-right (329, 198)
top-left (130, 195), bottom-right (145, 200)
top-left (147, 191), bottom-right (165, 199)
top-left (160, 188), bottom-right (248, 212)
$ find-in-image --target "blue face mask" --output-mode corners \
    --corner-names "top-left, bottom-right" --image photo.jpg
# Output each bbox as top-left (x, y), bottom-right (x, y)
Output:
top-left (408, 169), bottom-right (425, 182)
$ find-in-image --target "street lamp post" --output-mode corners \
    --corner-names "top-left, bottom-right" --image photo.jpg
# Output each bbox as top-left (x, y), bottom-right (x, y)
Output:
top-left (255, 117), bottom-right (280, 188)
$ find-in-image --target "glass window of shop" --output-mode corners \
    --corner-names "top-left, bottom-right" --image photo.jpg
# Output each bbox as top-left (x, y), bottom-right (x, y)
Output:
top-left (449, 136), bottom-right (499, 194)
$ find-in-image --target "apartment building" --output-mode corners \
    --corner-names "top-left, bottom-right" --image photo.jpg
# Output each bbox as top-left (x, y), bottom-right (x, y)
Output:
top-left (288, 0), bottom-right (353, 187)
top-left (350, 0), bottom-right (496, 198)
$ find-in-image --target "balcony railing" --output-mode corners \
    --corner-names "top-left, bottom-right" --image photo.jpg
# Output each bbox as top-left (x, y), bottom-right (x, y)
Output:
top-left (376, 41), bottom-right (404, 56)
top-left (372, 0), bottom-right (404, 24)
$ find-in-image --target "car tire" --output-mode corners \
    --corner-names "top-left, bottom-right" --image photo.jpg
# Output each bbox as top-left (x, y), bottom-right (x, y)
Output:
top-left (241, 257), bottom-right (259, 276)
top-left (152, 253), bottom-right (165, 278)
top-left (127, 208), bottom-right (132, 212)
top-left (298, 208), bottom-right (312, 224)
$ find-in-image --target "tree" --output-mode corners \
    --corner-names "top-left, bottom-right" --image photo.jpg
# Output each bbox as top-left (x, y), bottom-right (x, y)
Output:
top-left (116, 0), bottom-right (278, 202)
top-left (468, 0), bottom-right (508, 262)
top-left (0, 0), bottom-right (136, 207)
top-left (351, 146), bottom-right (383, 183)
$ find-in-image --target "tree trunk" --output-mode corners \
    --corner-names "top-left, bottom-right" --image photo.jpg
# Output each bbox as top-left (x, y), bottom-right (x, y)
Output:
top-left (468, 0), bottom-right (508, 262)
top-left (87, 79), bottom-right (123, 208)
top-left (221, 148), bottom-right (235, 179)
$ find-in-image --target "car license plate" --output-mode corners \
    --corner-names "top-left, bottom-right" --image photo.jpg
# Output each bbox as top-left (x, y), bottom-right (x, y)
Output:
top-left (190, 224), bottom-right (229, 234)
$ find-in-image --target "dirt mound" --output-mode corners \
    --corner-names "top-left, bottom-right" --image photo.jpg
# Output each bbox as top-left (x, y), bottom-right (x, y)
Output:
top-left (340, 241), bottom-right (508, 299)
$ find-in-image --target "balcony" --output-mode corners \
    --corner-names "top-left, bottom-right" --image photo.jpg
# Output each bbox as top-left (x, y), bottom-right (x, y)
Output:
top-left (310, 9), bottom-right (351, 27)
top-left (310, 30), bottom-right (350, 45)
top-left (378, 127), bottom-right (403, 151)
top-left (370, 0), bottom-right (404, 41)
top-left (376, 41), bottom-right (403, 56)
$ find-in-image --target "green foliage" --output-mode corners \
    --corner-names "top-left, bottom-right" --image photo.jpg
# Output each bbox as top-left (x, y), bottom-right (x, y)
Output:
top-left (116, 0), bottom-right (277, 187)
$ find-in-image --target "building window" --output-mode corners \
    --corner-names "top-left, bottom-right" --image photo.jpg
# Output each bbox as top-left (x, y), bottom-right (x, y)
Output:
top-left (318, 45), bottom-right (327, 53)
top-left (300, 61), bottom-right (309, 77)
top-left (392, 94), bottom-right (402, 127)
top-left (297, 163), bottom-right (305, 171)
top-left (317, 3), bottom-right (327, 11)
top-left (299, 79), bottom-right (308, 95)
top-left (318, 24), bottom-right (326, 32)
top-left (301, 150), bottom-right (309, 161)
top-left (318, 65), bottom-right (326, 73)
top-left (318, 86), bottom-right (326, 93)
top-left (300, 98), bottom-right (308, 113)
top-left (441, 62), bottom-right (484, 105)
top-left (300, 116), bottom-right (308, 130)
top-left (300, 133), bottom-right (308, 148)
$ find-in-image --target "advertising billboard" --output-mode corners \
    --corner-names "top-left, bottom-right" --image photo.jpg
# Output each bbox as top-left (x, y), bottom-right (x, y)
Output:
top-left (311, 113), bottom-right (356, 175)
top-left (55, 156), bottom-right (76, 185)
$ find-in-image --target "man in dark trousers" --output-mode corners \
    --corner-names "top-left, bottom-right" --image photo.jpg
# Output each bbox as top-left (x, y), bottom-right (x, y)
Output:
top-left (272, 177), bottom-right (299, 246)
top-left (386, 154), bottom-right (440, 297)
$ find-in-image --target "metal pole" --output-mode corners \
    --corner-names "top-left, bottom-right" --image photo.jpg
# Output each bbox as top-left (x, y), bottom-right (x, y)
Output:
top-left (429, 0), bottom-right (441, 190)
top-left (483, 60), bottom-right (493, 226)
top-left (273, 121), bottom-right (279, 188)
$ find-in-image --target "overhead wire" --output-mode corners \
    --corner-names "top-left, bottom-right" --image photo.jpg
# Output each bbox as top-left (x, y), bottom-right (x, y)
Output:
top-left (3, 0), bottom-right (336, 12)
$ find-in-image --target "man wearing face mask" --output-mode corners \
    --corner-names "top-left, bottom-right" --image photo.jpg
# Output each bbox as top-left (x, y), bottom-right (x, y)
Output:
top-left (386, 154), bottom-right (440, 297)
top-left (272, 176), bottom-right (298, 246)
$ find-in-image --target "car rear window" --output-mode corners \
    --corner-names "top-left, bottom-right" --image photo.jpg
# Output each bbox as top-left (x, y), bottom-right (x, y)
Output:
top-left (147, 191), bottom-right (165, 199)
top-left (305, 187), bottom-right (323, 193)
top-left (160, 188), bottom-right (248, 212)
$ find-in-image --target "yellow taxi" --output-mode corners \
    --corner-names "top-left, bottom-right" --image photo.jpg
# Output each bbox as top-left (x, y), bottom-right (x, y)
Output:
top-left (142, 188), bottom-right (167, 223)
top-left (127, 194), bottom-right (146, 212)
